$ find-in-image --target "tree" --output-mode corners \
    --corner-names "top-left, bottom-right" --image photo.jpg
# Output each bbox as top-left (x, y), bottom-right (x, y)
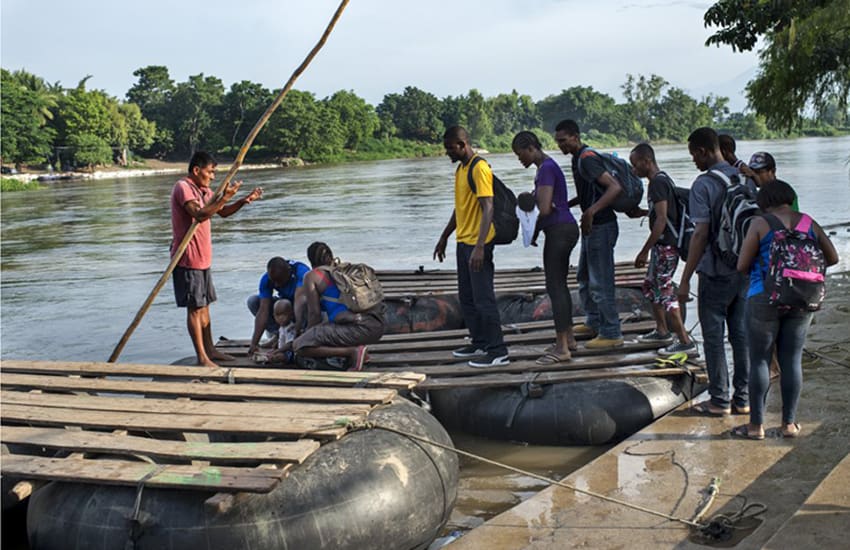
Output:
top-left (325, 90), bottom-right (378, 149)
top-left (126, 65), bottom-right (175, 156)
top-left (651, 87), bottom-right (714, 141)
top-left (220, 81), bottom-right (273, 149)
top-left (536, 86), bottom-right (624, 136)
top-left (68, 133), bottom-right (113, 170)
top-left (705, 0), bottom-right (850, 129)
top-left (170, 74), bottom-right (225, 155)
top-left (54, 78), bottom-right (123, 147)
top-left (489, 90), bottom-right (540, 136)
top-left (377, 86), bottom-right (444, 142)
top-left (622, 74), bottom-right (669, 140)
top-left (0, 69), bottom-right (57, 168)
top-left (119, 103), bottom-right (156, 152)
top-left (264, 89), bottom-right (345, 160)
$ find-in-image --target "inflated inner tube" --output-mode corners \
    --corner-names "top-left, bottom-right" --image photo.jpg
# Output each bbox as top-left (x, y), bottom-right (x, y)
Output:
top-left (429, 375), bottom-right (700, 446)
top-left (27, 399), bottom-right (458, 550)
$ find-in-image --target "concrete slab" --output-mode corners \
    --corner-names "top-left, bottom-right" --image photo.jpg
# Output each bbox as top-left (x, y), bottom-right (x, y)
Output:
top-left (449, 274), bottom-right (850, 550)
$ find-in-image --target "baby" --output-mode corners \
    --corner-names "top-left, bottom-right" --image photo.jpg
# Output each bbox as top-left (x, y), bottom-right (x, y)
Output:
top-left (254, 299), bottom-right (296, 364)
top-left (516, 191), bottom-right (540, 247)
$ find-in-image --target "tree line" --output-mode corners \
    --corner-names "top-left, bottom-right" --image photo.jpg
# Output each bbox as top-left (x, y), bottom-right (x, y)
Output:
top-left (2, 64), bottom-right (846, 171)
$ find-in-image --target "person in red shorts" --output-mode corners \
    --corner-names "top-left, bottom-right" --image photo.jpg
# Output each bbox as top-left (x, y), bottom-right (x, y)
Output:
top-left (171, 151), bottom-right (263, 367)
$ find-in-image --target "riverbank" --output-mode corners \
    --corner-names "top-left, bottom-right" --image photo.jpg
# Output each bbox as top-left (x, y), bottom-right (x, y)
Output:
top-left (449, 272), bottom-right (850, 549)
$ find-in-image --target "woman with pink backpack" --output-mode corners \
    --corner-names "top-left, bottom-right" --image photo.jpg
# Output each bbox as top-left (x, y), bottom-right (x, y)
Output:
top-left (734, 180), bottom-right (838, 440)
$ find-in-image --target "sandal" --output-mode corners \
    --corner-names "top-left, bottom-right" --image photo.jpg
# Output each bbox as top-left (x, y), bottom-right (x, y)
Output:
top-left (781, 423), bottom-right (802, 438)
top-left (731, 424), bottom-right (765, 440)
top-left (349, 345), bottom-right (368, 372)
top-left (535, 351), bottom-right (572, 365)
top-left (692, 402), bottom-right (732, 416)
top-left (544, 343), bottom-right (578, 354)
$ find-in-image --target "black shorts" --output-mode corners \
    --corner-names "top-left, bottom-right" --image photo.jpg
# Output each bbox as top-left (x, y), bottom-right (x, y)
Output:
top-left (173, 267), bottom-right (217, 308)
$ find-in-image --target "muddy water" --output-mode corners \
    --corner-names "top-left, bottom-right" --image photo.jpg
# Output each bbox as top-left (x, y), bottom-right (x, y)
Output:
top-left (2, 137), bottom-right (849, 545)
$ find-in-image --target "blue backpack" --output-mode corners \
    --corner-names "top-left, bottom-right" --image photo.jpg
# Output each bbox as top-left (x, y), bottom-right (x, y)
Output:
top-left (577, 148), bottom-right (644, 213)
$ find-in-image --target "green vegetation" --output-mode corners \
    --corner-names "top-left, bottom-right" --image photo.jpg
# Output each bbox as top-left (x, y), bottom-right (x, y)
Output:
top-left (705, 0), bottom-right (850, 130)
top-left (1, 177), bottom-right (41, 192)
top-left (2, 58), bottom-right (848, 171)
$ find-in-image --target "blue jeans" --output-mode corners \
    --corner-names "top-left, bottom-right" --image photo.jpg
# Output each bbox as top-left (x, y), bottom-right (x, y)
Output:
top-left (247, 294), bottom-right (279, 334)
top-left (576, 221), bottom-right (621, 338)
top-left (456, 242), bottom-right (507, 356)
top-left (747, 294), bottom-right (813, 425)
top-left (698, 273), bottom-right (750, 409)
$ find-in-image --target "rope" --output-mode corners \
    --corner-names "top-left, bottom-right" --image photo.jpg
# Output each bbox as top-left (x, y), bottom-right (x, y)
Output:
top-left (362, 422), bottom-right (705, 529)
top-left (126, 464), bottom-right (166, 550)
top-left (803, 346), bottom-right (850, 369)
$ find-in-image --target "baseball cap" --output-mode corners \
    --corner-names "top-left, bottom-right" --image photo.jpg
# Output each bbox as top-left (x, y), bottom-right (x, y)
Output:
top-left (748, 152), bottom-right (775, 171)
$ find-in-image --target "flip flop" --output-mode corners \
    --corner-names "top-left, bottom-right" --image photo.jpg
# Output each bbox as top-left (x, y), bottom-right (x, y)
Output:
top-left (782, 423), bottom-right (802, 438)
top-left (349, 345), bottom-right (368, 372)
top-left (535, 351), bottom-right (572, 365)
top-left (731, 424), bottom-right (765, 440)
top-left (692, 402), bottom-right (732, 416)
top-left (544, 343), bottom-right (578, 354)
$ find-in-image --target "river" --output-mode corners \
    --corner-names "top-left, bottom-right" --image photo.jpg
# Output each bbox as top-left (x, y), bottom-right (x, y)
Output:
top-left (2, 136), bottom-right (849, 537)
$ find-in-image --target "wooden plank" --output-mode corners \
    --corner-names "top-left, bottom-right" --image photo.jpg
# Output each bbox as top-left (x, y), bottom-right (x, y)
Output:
top-left (376, 313), bottom-right (647, 343)
top-left (366, 339), bottom-right (665, 367)
top-left (369, 351), bottom-right (663, 377)
top-left (0, 371), bottom-right (397, 404)
top-left (1, 455), bottom-right (284, 493)
top-left (374, 262), bottom-right (642, 280)
top-left (0, 360), bottom-right (422, 390)
top-left (0, 390), bottom-right (372, 421)
top-left (420, 365), bottom-right (705, 389)
top-left (367, 320), bottom-right (656, 354)
top-left (0, 426), bottom-right (320, 464)
top-left (1, 404), bottom-right (347, 439)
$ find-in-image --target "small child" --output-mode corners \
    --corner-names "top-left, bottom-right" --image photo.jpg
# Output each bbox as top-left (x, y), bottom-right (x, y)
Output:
top-left (516, 191), bottom-right (540, 247)
top-left (255, 299), bottom-right (296, 364)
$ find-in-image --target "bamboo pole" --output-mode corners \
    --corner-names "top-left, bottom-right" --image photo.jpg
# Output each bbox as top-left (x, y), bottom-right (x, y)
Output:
top-left (108, 0), bottom-right (351, 363)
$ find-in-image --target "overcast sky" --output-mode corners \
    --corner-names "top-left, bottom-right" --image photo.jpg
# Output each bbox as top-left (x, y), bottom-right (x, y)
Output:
top-left (1, 0), bottom-right (760, 111)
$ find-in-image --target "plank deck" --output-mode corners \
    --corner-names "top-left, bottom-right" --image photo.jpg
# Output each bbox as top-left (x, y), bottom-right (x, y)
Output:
top-left (1, 426), bottom-right (320, 464)
top-left (0, 360), bottom-right (422, 390)
top-left (1, 455), bottom-right (288, 493)
top-left (1, 372), bottom-right (397, 404)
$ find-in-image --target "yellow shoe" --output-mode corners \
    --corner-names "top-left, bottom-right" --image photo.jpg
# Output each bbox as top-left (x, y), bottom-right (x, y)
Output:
top-left (574, 324), bottom-right (598, 336)
top-left (585, 336), bottom-right (625, 350)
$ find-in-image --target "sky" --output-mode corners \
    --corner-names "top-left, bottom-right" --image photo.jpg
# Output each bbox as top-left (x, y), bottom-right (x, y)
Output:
top-left (1, 0), bottom-right (760, 111)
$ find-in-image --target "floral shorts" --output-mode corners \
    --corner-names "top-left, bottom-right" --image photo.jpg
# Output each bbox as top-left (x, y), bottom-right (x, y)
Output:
top-left (642, 244), bottom-right (679, 311)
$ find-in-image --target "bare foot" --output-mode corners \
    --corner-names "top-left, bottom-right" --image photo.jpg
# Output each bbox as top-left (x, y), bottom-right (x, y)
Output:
top-left (209, 350), bottom-right (235, 362)
top-left (198, 357), bottom-right (220, 368)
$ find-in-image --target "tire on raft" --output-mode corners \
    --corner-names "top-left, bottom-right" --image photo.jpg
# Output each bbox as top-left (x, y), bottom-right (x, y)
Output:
top-left (26, 399), bottom-right (459, 550)
top-left (384, 287), bottom-right (649, 334)
top-left (429, 375), bottom-right (702, 446)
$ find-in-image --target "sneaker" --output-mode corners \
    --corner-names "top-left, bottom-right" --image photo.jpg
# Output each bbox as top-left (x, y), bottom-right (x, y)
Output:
top-left (638, 330), bottom-right (674, 343)
top-left (574, 323), bottom-right (599, 336)
top-left (468, 353), bottom-right (510, 368)
top-left (658, 340), bottom-right (699, 357)
top-left (452, 344), bottom-right (487, 358)
top-left (584, 336), bottom-right (625, 350)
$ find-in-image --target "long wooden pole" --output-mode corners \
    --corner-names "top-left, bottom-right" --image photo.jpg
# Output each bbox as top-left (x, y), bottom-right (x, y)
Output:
top-left (108, 0), bottom-right (351, 363)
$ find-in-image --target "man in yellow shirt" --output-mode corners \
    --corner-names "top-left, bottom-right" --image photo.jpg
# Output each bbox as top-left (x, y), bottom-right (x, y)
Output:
top-left (434, 126), bottom-right (509, 367)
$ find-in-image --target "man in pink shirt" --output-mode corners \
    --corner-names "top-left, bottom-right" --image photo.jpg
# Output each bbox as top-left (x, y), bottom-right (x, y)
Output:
top-left (171, 151), bottom-right (263, 367)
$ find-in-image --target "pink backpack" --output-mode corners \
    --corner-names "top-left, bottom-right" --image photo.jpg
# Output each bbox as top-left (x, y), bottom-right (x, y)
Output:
top-left (763, 213), bottom-right (826, 311)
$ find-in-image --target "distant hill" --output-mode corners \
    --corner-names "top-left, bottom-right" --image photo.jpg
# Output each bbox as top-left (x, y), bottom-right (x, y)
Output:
top-left (685, 66), bottom-right (758, 112)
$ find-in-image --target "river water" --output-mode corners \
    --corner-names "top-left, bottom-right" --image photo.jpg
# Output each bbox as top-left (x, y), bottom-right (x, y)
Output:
top-left (2, 136), bottom-right (849, 535)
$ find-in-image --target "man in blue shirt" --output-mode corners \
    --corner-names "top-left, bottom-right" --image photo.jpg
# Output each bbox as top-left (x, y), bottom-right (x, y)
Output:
top-left (677, 127), bottom-right (750, 416)
top-left (247, 256), bottom-right (310, 355)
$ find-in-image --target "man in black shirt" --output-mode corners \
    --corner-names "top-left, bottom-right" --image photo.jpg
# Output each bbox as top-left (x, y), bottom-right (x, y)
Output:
top-left (554, 119), bottom-right (623, 349)
top-left (630, 143), bottom-right (696, 355)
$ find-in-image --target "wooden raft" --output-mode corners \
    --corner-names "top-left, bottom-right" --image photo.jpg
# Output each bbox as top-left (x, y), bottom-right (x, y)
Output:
top-left (217, 315), bottom-right (706, 390)
top-left (377, 262), bottom-right (646, 298)
top-left (0, 361), bottom-right (424, 495)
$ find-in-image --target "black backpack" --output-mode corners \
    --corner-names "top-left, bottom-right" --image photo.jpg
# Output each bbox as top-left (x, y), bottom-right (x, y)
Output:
top-left (707, 170), bottom-right (760, 269)
top-left (467, 156), bottom-right (519, 245)
top-left (656, 171), bottom-right (694, 262)
top-left (577, 148), bottom-right (644, 213)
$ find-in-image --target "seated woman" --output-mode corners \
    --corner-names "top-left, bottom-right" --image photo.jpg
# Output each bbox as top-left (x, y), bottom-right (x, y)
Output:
top-left (292, 242), bottom-right (385, 370)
